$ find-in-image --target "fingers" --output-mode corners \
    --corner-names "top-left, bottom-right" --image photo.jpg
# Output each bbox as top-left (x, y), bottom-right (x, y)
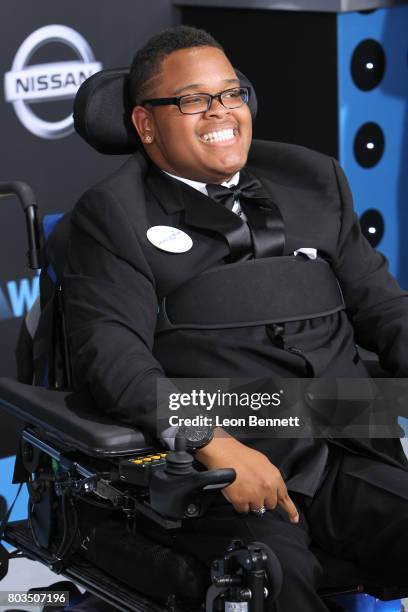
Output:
top-left (222, 488), bottom-right (250, 513)
top-left (224, 489), bottom-right (270, 515)
top-left (277, 486), bottom-right (299, 524)
top-left (224, 486), bottom-right (299, 522)
top-left (264, 492), bottom-right (278, 511)
top-left (249, 500), bottom-right (268, 513)
top-left (221, 458), bottom-right (299, 522)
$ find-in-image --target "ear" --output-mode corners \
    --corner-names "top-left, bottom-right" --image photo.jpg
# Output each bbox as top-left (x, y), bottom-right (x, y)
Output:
top-left (131, 106), bottom-right (155, 145)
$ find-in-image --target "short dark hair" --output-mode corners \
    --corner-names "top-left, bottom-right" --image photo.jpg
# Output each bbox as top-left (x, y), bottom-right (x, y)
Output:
top-left (129, 25), bottom-right (224, 106)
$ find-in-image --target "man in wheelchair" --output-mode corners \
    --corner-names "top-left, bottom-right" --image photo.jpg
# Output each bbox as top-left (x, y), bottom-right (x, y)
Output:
top-left (1, 24), bottom-right (408, 612)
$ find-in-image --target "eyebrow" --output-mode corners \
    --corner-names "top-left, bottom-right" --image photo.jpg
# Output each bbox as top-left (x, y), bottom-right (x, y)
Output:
top-left (173, 78), bottom-right (240, 95)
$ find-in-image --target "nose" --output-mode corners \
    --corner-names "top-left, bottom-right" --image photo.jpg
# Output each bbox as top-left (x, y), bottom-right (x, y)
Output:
top-left (205, 95), bottom-right (230, 118)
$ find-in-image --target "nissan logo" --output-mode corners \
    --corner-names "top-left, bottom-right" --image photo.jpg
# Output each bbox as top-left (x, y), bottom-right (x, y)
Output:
top-left (4, 25), bottom-right (102, 139)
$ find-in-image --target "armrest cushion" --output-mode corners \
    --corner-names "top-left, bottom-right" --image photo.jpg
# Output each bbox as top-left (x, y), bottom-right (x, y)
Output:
top-left (0, 378), bottom-right (152, 457)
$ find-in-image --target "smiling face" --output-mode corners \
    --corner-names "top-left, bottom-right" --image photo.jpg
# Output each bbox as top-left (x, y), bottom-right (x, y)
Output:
top-left (131, 46), bottom-right (252, 184)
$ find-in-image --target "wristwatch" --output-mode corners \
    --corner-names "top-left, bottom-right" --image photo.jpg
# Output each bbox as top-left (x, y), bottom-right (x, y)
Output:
top-left (178, 424), bottom-right (214, 454)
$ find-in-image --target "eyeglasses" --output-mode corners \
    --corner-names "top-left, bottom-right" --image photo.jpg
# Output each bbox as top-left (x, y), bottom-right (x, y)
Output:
top-left (142, 86), bottom-right (250, 115)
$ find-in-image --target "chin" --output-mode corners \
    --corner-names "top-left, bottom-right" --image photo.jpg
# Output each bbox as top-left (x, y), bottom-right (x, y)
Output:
top-left (216, 154), bottom-right (247, 177)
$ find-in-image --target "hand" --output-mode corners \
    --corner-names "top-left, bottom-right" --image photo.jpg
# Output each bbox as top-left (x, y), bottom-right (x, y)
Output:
top-left (196, 430), bottom-right (299, 523)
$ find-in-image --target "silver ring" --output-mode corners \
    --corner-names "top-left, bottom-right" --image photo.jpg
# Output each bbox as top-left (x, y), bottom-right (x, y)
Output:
top-left (250, 505), bottom-right (267, 517)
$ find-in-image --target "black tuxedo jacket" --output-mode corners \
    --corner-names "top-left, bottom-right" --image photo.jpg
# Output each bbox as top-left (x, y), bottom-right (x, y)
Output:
top-left (63, 140), bottom-right (408, 495)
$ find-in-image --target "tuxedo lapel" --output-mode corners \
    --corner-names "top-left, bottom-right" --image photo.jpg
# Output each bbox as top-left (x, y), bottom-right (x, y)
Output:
top-left (145, 162), bottom-right (185, 215)
top-left (145, 163), bottom-right (252, 261)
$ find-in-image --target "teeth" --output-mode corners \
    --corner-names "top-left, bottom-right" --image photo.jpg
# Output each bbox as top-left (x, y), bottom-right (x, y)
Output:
top-left (202, 128), bottom-right (235, 143)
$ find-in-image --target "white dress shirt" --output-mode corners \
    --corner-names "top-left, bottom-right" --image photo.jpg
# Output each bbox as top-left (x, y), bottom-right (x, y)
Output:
top-left (163, 170), bottom-right (247, 220)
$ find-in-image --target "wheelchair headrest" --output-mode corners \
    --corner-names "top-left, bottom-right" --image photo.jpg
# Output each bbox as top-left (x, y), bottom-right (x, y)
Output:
top-left (73, 68), bottom-right (258, 155)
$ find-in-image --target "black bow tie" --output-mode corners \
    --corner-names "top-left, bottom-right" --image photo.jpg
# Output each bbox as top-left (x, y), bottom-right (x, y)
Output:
top-left (206, 171), bottom-right (285, 259)
top-left (206, 175), bottom-right (265, 211)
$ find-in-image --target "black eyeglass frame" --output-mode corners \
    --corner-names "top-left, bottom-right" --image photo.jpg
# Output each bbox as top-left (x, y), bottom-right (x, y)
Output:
top-left (142, 86), bottom-right (251, 115)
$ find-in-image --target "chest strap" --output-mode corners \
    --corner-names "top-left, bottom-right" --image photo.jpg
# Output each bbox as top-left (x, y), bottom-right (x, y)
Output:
top-left (156, 256), bottom-right (344, 333)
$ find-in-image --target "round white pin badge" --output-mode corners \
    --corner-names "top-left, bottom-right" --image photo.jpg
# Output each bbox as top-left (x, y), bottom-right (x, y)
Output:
top-left (147, 226), bottom-right (193, 253)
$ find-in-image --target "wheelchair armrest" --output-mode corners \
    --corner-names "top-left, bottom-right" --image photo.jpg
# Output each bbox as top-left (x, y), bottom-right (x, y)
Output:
top-left (0, 378), bottom-right (235, 525)
top-left (0, 377), bottom-right (152, 457)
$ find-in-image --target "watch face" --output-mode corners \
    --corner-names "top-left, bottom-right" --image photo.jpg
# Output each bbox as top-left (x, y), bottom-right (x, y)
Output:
top-left (179, 425), bottom-right (213, 449)
top-left (188, 427), bottom-right (211, 442)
